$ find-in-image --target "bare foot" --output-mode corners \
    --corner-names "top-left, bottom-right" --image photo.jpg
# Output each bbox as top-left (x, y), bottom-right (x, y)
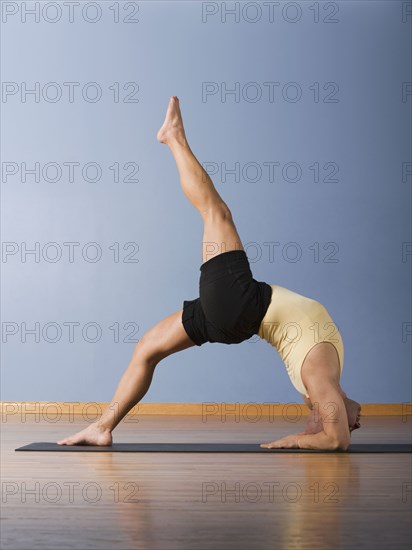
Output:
top-left (157, 96), bottom-right (187, 146)
top-left (57, 422), bottom-right (112, 446)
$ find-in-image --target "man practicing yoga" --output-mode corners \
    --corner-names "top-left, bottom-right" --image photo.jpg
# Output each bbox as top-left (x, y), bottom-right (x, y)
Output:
top-left (58, 96), bottom-right (361, 451)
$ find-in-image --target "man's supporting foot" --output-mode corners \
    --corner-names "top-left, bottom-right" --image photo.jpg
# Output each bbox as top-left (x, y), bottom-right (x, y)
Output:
top-left (57, 422), bottom-right (112, 446)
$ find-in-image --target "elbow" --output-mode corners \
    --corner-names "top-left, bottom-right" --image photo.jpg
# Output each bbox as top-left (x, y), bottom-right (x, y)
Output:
top-left (330, 436), bottom-right (350, 452)
top-left (337, 439), bottom-right (350, 452)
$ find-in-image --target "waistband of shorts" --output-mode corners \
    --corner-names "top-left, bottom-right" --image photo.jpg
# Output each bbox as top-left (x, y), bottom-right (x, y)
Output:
top-left (200, 250), bottom-right (248, 273)
top-left (258, 282), bottom-right (273, 323)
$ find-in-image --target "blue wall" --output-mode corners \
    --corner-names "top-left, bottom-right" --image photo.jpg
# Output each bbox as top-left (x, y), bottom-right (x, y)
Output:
top-left (1, 1), bottom-right (411, 403)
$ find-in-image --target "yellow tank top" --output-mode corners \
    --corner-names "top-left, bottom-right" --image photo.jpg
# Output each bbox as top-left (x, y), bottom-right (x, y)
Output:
top-left (257, 284), bottom-right (344, 397)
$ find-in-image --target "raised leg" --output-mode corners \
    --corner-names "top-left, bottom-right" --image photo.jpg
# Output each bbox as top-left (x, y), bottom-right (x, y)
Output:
top-left (57, 309), bottom-right (195, 445)
top-left (157, 96), bottom-right (244, 263)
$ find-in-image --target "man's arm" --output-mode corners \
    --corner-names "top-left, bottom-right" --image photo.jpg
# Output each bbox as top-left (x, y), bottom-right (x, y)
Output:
top-left (296, 385), bottom-right (350, 450)
top-left (261, 379), bottom-right (351, 451)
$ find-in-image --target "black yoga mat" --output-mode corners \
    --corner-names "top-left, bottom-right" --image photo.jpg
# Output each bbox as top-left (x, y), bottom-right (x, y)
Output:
top-left (15, 442), bottom-right (412, 453)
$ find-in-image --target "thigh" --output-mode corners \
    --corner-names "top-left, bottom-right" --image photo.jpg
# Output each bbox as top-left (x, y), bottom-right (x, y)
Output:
top-left (202, 204), bottom-right (244, 263)
top-left (133, 309), bottom-right (195, 365)
top-left (199, 250), bottom-right (272, 341)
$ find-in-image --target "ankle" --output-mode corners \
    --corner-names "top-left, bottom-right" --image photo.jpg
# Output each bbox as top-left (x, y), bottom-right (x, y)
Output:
top-left (168, 133), bottom-right (189, 151)
top-left (95, 419), bottom-right (113, 433)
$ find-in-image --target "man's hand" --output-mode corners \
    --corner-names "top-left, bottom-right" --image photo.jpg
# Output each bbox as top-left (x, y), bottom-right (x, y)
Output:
top-left (260, 433), bottom-right (305, 449)
top-left (260, 429), bottom-right (350, 451)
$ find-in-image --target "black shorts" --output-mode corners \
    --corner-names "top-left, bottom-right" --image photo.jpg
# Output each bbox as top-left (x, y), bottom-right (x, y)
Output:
top-left (182, 250), bottom-right (273, 346)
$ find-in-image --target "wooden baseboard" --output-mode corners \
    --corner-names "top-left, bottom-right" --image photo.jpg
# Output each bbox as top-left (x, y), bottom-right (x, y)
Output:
top-left (0, 402), bottom-right (411, 418)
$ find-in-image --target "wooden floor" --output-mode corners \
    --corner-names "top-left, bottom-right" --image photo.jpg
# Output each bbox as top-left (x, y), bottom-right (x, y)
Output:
top-left (1, 415), bottom-right (411, 550)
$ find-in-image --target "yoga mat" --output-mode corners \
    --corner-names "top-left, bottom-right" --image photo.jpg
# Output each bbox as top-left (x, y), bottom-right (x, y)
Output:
top-left (15, 442), bottom-right (412, 453)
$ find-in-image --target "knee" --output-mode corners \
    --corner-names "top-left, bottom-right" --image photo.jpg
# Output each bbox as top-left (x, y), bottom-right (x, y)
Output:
top-left (202, 201), bottom-right (233, 223)
top-left (131, 331), bottom-right (161, 369)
